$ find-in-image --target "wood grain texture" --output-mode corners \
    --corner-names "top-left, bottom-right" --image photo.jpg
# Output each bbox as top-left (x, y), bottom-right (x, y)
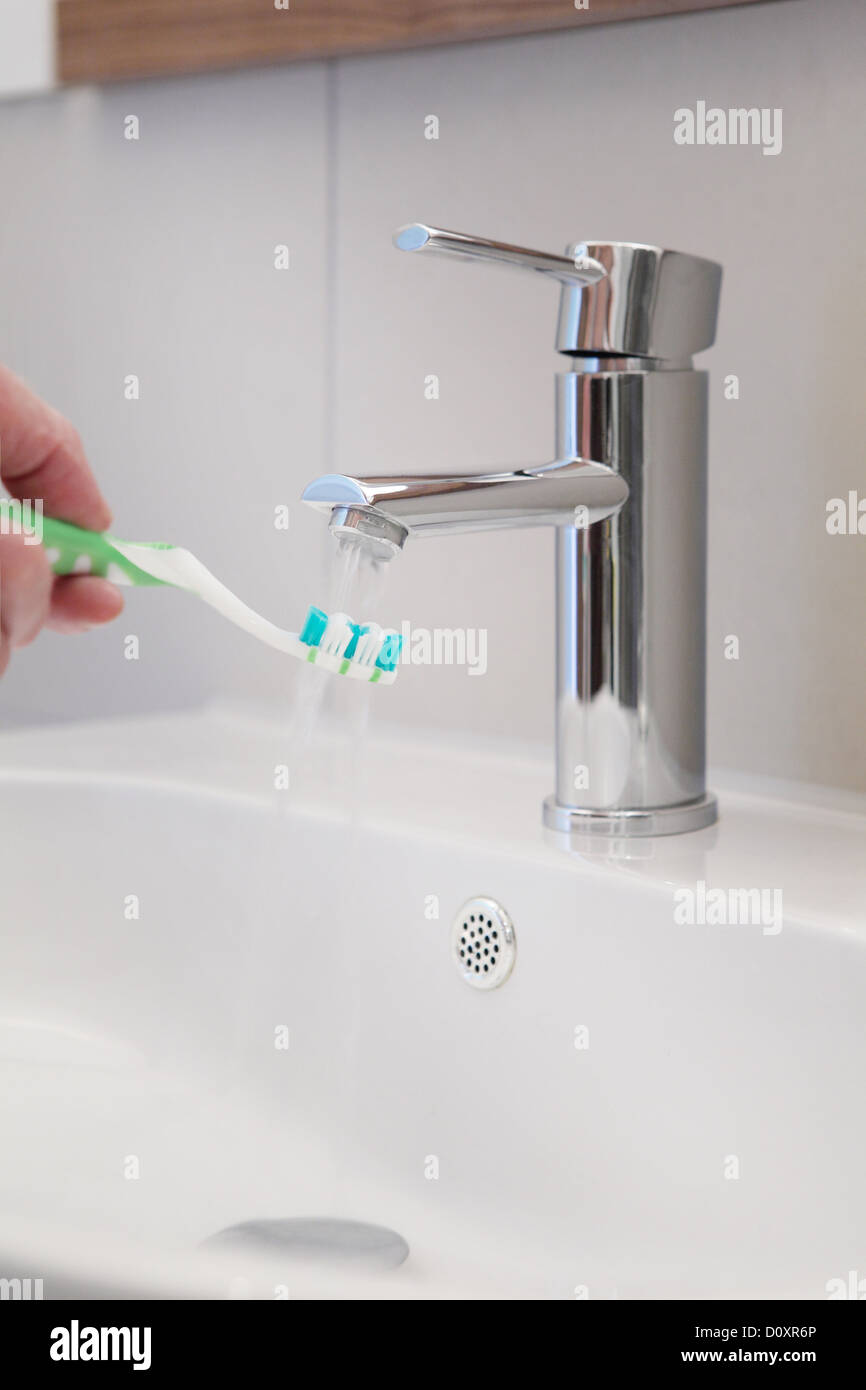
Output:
top-left (57, 0), bottom-right (775, 85)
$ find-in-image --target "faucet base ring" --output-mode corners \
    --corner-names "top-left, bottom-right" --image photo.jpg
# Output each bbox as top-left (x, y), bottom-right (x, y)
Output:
top-left (543, 792), bottom-right (718, 840)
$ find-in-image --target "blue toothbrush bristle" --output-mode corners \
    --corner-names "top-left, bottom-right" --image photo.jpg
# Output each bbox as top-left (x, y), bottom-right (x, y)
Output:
top-left (376, 632), bottom-right (402, 672)
top-left (343, 621), bottom-right (362, 659)
top-left (299, 605), bottom-right (328, 646)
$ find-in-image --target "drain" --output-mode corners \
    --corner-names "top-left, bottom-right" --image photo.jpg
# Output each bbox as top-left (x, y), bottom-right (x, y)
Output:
top-left (452, 896), bottom-right (516, 989)
top-left (202, 1218), bottom-right (409, 1271)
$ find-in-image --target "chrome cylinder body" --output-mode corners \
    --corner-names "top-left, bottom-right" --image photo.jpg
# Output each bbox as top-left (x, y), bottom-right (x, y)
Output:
top-left (547, 363), bottom-right (716, 836)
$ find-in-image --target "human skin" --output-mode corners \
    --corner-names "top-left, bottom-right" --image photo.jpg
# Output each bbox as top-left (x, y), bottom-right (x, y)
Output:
top-left (0, 364), bottom-right (123, 677)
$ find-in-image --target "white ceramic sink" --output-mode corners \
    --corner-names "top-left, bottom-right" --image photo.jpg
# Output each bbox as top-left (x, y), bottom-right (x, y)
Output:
top-left (0, 706), bottom-right (864, 1300)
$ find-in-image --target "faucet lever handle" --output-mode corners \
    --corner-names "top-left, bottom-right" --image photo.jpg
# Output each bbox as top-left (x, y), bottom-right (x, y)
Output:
top-left (393, 223), bottom-right (606, 287)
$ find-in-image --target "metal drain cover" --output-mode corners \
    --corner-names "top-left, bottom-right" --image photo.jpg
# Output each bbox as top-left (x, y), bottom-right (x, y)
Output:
top-left (203, 1218), bottom-right (409, 1271)
top-left (452, 896), bottom-right (516, 989)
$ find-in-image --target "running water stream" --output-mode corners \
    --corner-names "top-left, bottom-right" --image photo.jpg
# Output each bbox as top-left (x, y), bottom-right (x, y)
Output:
top-left (288, 534), bottom-right (394, 763)
top-left (285, 534), bottom-right (399, 1203)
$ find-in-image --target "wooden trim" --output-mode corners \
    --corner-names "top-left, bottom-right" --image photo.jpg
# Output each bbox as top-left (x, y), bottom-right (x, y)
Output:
top-left (57, 0), bottom-right (776, 86)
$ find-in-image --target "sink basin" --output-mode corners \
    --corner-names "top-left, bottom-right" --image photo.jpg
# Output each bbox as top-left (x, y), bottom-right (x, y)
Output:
top-left (1, 707), bottom-right (864, 1299)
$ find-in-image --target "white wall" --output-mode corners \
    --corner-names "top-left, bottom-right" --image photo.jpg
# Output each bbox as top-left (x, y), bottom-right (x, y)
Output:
top-left (0, 0), bottom-right (864, 791)
top-left (0, 0), bottom-right (53, 98)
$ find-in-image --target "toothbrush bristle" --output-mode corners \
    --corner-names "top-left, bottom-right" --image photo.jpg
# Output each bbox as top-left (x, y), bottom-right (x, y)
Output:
top-left (299, 606), bottom-right (328, 646)
top-left (355, 622), bottom-right (383, 666)
top-left (299, 605), bottom-right (402, 679)
top-left (377, 630), bottom-right (402, 672)
top-left (321, 611), bottom-right (355, 657)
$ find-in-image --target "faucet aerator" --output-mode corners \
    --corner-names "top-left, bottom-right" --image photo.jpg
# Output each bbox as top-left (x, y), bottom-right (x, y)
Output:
top-left (328, 505), bottom-right (408, 561)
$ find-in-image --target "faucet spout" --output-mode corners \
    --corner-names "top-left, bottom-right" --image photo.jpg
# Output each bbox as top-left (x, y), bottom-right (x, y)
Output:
top-left (301, 457), bottom-right (629, 542)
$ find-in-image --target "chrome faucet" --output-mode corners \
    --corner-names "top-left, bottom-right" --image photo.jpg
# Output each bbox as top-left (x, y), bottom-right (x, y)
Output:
top-left (303, 224), bottom-right (722, 837)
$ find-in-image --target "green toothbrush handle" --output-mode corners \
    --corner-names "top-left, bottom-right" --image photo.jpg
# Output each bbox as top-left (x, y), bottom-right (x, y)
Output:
top-left (40, 516), bottom-right (167, 586)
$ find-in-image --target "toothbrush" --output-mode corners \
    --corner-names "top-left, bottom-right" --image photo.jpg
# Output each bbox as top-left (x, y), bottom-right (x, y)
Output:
top-left (9, 509), bottom-right (402, 684)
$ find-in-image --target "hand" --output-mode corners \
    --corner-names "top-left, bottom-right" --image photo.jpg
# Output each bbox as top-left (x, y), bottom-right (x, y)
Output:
top-left (0, 364), bottom-right (123, 676)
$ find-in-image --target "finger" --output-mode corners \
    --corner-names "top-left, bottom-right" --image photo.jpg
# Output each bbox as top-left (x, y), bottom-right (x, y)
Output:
top-left (0, 531), bottom-right (53, 650)
top-left (46, 576), bottom-right (124, 634)
top-left (0, 364), bottom-right (112, 531)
